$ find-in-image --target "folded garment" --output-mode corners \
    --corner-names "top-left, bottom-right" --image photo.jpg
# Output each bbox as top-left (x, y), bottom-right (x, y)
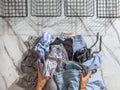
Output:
top-left (61, 32), bottom-right (75, 37)
top-left (34, 32), bottom-right (54, 58)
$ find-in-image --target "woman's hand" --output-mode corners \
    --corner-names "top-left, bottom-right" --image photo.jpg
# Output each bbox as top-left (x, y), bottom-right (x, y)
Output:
top-left (80, 71), bottom-right (92, 90)
top-left (36, 66), bottom-right (51, 90)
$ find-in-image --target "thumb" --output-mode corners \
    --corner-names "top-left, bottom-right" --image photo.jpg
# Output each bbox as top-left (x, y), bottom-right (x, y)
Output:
top-left (38, 66), bottom-right (43, 81)
top-left (42, 77), bottom-right (51, 85)
top-left (86, 71), bottom-right (92, 78)
top-left (80, 73), bottom-right (83, 79)
top-left (45, 76), bottom-right (51, 81)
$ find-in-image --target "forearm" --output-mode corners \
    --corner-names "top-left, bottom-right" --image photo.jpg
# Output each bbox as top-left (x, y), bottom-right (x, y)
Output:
top-left (36, 87), bottom-right (42, 90)
top-left (81, 89), bottom-right (86, 90)
top-left (80, 86), bottom-right (86, 90)
top-left (36, 85), bottom-right (42, 90)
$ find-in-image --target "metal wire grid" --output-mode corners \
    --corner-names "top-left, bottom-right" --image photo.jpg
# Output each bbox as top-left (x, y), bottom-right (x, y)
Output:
top-left (0, 1), bottom-right (3, 16)
top-left (31, 0), bottom-right (61, 17)
top-left (64, 0), bottom-right (94, 17)
top-left (97, 0), bottom-right (120, 18)
top-left (0, 0), bottom-right (28, 17)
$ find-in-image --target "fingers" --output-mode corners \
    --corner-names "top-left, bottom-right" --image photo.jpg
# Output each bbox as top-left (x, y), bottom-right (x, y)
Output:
top-left (43, 76), bottom-right (51, 84)
top-left (86, 71), bottom-right (92, 78)
top-left (38, 66), bottom-right (43, 81)
top-left (80, 73), bottom-right (83, 78)
top-left (80, 71), bottom-right (92, 78)
top-left (45, 76), bottom-right (51, 81)
top-left (41, 77), bottom-right (51, 87)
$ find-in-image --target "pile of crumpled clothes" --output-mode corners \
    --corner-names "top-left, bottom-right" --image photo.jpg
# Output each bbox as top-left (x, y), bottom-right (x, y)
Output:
top-left (17, 32), bottom-right (107, 90)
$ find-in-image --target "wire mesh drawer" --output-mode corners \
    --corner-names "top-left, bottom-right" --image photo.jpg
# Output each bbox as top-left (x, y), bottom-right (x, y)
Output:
top-left (97, 0), bottom-right (120, 18)
top-left (31, 0), bottom-right (61, 17)
top-left (0, 0), bottom-right (28, 17)
top-left (64, 0), bottom-right (94, 17)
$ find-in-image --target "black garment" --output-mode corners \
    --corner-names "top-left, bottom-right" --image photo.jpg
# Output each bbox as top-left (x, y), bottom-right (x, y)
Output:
top-left (50, 37), bottom-right (73, 60)
top-left (73, 49), bottom-right (97, 74)
top-left (73, 48), bottom-right (92, 63)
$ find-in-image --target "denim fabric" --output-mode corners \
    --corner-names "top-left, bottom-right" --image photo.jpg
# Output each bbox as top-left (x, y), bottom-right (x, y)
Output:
top-left (64, 61), bottom-right (83, 71)
top-left (72, 35), bottom-right (87, 53)
top-left (86, 78), bottom-right (107, 90)
top-left (54, 70), bottom-right (81, 90)
top-left (59, 35), bottom-right (87, 54)
top-left (54, 58), bottom-right (107, 90)
top-left (54, 62), bottom-right (83, 90)
top-left (83, 54), bottom-right (102, 70)
top-left (34, 32), bottom-right (54, 58)
top-left (65, 61), bottom-right (89, 76)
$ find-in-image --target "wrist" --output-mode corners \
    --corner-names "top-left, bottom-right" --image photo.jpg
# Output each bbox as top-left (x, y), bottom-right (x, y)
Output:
top-left (80, 86), bottom-right (86, 90)
top-left (81, 89), bottom-right (86, 90)
top-left (36, 86), bottom-right (42, 90)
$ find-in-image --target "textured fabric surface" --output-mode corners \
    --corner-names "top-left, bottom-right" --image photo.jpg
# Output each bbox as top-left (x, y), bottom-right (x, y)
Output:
top-left (73, 48), bottom-right (92, 63)
top-left (83, 54), bottom-right (102, 70)
top-left (59, 35), bottom-right (87, 54)
top-left (54, 60), bottom-right (107, 90)
top-left (51, 37), bottom-right (73, 60)
top-left (34, 32), bottom-right (54, 58)
top-left (72, 35), bottom-right (87, 53)
top-left (17, 49), bottom-right (40, 90)
top-left (45, 44), bottom-right (69, 76)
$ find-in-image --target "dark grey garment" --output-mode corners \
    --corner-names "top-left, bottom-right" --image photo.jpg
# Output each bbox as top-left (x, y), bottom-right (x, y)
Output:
top-left (17, 49), bottom-right (40, 90)
top-left (50, 37), bottom-right (73, 60)
top-left (17, 72), bottom-right (37, 90)
top-left (21, 49), bottom-right (40, 73)
top-left (24, 36), bottom-right (40, 49)
top-left (43, 78), bottom-right (57, 90)
top-left (73, 48), bottom-right (92, 63)
top-left (50, 44), bottom-right (69, 61)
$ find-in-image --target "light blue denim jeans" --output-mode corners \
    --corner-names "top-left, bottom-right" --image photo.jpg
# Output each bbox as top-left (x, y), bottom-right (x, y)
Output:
top-left (72, 35), bottom-right (87, 53)
top-left (59, 35), bottom-right (87, 54)
top-left (54, 57), bottom-right (107, 90)
top-left (54, 61), bottom-right (83, 90)
top-left (54, 69), bottom-right (81, 90)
